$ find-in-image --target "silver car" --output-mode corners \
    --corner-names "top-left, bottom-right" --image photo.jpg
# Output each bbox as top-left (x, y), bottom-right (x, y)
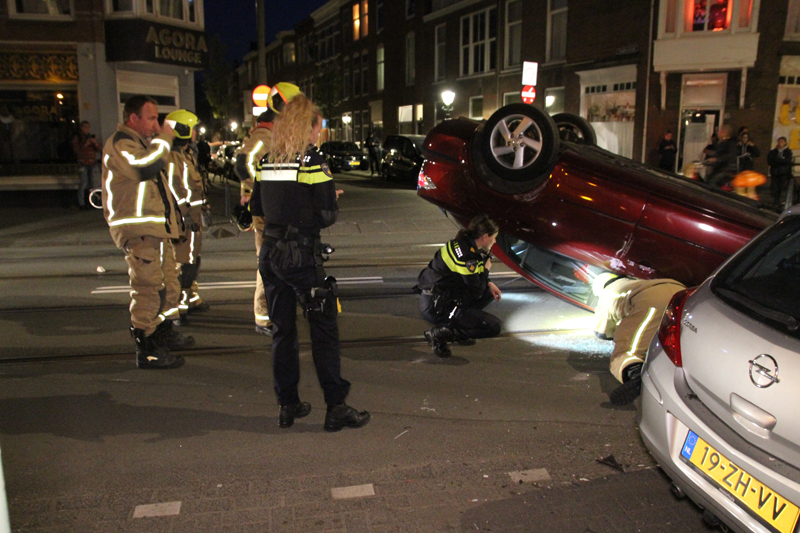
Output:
top-left (638, 207), bottom-right (800, 533)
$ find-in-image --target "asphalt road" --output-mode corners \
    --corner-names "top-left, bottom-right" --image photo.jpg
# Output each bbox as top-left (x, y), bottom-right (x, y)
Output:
top-left (0, 173), bottom-right (715, 532)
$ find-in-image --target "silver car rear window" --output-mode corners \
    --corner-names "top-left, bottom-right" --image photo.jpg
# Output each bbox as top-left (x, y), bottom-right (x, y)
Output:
top-left (712, 216), bottom-right (800, 338)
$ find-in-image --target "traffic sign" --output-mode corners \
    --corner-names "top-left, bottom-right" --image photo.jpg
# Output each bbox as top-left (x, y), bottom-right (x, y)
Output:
top-left (521, 85), bottom-right (536, 104)
top-left (522, 61), bottom-right (538, 86)
top-left (252, 85), bottom-right (271, 106)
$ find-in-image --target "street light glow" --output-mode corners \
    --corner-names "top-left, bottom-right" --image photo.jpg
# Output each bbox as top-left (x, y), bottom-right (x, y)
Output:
top-left (342, 114), bottom-right (351, 125)
top-left (441, 90), bottom-right (455, 106)
top-left (199, 126), bottom-right (206, 134)
top-left (230, 122), bottom-right (237, 131)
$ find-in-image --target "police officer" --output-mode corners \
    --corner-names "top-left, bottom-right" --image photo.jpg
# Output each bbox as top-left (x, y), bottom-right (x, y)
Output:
top-left (236, 82), bottom-right (302, 336)
top-left (255, 94), bottom-right (370, 432)
top-left (592, 273), bottom-right (685, 405)
top-left (165, 110), bottom-right (209, 324)
top-left (101, 95), bottom-right (194, 369)
top-left (417, 214), bottom-right (503, 357)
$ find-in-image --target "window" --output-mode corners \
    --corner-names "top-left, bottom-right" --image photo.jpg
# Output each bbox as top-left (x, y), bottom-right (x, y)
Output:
top-left (415, 103), bottom-right (424, 134)
top-left (376, 44), bottom-right (385, 92)
top-left (406, 32), bottom-right (415, 86)
top-left (317, 16), bottom-right (341, 61)
top-left (283, 43), bottom-right (296, 65)
top-left (361, 50), bottom-right (369, 95)
top-left (0, 89), bottom-right (78, 163)
top-left (399, 105), bottom-right (413, 134)
top-left (545, 87), bottom-right (565, 115)
top-left (343, 57), bottom-right (351, 100)
top-left (435, 24), bottom-right (446, 82)
top-left (10, 0), bottom-right (72, 17)
top-left (112, 0), bottom-right (133, 12)
top-left (685, 0), bottom-right (730, 32)
top-left (460, 7), bottom-right (497, 76)
top-left (352, 1), bottom-right (368, 41)
top-left (503, 91), bottom-right (522, 105)
top-left (547, 0), bottom-right (567, 63)
top-left (159, 0), bottom-right (183, 20)
top-left (469, 96), bottom-right (483, 119)
top-left (505, 0), bottom-right (522, 68)
top-left (406, 0), bottom-right (414, 18)
top-left (376, 0), bottom-right (384, 31)
top-left (353, 53), bottom-right (361, 96)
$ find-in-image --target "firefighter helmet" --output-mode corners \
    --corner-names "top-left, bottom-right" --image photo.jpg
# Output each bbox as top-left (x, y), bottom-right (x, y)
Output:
top-left (165, 110), bottom-right (199, 140)
top-left (267, 82), bottom-right (302, 115)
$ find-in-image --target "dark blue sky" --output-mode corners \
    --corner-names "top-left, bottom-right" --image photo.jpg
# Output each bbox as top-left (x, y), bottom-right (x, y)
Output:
top-left (205, 0), bottom-right (330, 64)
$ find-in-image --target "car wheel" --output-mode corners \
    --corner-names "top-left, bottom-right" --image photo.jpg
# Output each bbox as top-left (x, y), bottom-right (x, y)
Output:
top-left (552, 113), bottom-right (597, 145)
top-left (473, 104), bottom-right (560, 194)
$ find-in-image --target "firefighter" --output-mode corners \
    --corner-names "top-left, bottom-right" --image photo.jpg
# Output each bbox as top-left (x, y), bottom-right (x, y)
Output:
top-left (165, 110), bottom-right (209, 324)
top-left (256, 94), bottom-right (370, 432)
top-left (592, 273), bottom-right (686, 405)
top-left (101, 95), bottom-right (195, 370)
top-left (417, 214), bottom-right (503, 358)
top-left (236, 82), bottom-right (302, 336)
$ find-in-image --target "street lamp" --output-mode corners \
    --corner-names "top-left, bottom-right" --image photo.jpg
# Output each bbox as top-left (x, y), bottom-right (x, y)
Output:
top-left (230, 122), bottom-right (238, 132)
top-left (341, 113), bottom-right (352, 141)
top-left (441, 90), bottom-right (455, 120)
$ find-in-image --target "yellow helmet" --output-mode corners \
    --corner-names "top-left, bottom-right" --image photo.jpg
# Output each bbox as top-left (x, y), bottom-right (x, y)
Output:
top-left (165, 109), bottom-right (198, 140)
top-left (268, 82), bottom-right (302, 114)
top-left (592, 272), bottom-right (621, 297)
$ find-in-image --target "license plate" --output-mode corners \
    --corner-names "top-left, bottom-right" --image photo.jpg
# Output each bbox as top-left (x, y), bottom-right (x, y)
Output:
top-left (348, 160), bottom-right (359, 166)
top-left (681, 430), bottom-right (800, 533)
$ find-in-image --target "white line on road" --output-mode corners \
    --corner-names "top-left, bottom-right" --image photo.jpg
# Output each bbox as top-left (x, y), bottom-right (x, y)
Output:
top-left (132, 501), bottom-right (181, 518)
top-left (331, 484), bottom-right (375, 500)
top-left (91, 276), bottom-right (385, 294)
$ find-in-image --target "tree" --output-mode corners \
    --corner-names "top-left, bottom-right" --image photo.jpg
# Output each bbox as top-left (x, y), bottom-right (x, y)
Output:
top-left (203, 36), bottom-right (238, 121)
top-left (313, 62), bottom-right (343, 122)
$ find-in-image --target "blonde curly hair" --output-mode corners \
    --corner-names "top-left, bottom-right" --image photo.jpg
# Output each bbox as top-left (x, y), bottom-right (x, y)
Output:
top-left (269, 95), bottom-right (322, 165)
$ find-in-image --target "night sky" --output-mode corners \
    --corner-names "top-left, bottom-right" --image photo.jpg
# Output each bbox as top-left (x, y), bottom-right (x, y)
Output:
top-left (204, 0), bottom-right (330, 64)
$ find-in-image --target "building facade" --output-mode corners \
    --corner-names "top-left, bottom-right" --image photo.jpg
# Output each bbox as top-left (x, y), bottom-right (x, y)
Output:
top-left (236, 0), bottom-right (800, 177)
top-left (0, 0), bottom-right (207, 189)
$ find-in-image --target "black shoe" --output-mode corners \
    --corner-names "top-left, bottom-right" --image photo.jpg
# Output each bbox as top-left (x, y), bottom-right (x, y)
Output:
top-left (188, 301), bottom-right (210, 314)
top-left (455, 337), bottom-right (476, 346)
top-left (424, 327), bottom-right (453, 358)
top-left (255, 324), bottom-right (273, 336)
top-left (152, 320), bottom-right (195, 351)
top-left (610, 364), bottom-right (644, 405)
top-left (279, 401), bottom-right (312, 428)
top-left (174, 314), bottom-right (189, 327)
top-left (324, 403), bottom-right (370, 432)
top-left (131, 327), bottom-right (184, 370)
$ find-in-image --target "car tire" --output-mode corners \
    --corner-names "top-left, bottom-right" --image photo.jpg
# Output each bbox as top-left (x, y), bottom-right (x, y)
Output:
top-left (473, 104), bottom-right (560, 194)
top-left (552, 113), bottom-right (597, 146)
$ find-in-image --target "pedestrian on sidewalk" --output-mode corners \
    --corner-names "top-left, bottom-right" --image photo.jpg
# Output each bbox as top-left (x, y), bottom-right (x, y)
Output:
top-left (592, 274), bottom-right (685, 405)
top-left (417, 214), bottom-right (502, 358)
top-left (366, 130), bottom-right (381, 176)
top-left (256, 94), bottom-right (370, 432)
top-left (768, 136), bottom-right (794, 208)
top-left (705, 125), bottom-right (738, 189)
top-left (736, 131), bottom-right (760, 172)
top-left (72, 121), bottom-right (102, 209)
top-left (101, 95), bottom-right (194, 370)
top-left (656, 130), bottom-right (677, 172)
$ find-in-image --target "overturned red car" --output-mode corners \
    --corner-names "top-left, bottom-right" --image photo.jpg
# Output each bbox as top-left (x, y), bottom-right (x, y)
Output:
top-left (417, 104), bottom-right (778, 310)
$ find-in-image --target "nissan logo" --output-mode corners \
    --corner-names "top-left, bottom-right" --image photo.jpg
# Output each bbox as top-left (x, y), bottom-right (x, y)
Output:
top-left (748, 354), bottom-right (780, 388)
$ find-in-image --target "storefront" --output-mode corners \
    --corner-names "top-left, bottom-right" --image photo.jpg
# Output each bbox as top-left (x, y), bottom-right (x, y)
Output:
top-left (577, 65), bottom-right (637, 159)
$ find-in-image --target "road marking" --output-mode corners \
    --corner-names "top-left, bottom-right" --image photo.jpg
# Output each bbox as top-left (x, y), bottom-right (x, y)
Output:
top-left (507, 468), bottom-right (551, 484)
top-left (91, 276), bottom-right (384, 294)
top-left (331, 484), bottom-right (375, 500)
top-left (132, 501), bottom-right (181, 518)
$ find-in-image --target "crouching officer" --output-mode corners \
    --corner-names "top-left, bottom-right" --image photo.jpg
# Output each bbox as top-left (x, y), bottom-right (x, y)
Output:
top-left (255, 94), bottom-right (369, 432)
top-left (417, 214), bottom-right (503, 357)
top-left (101, 95), bottom-right (194, 369)
top-left (592, 273), bottom-right (685, 405)
top-left (165, 110), bottom-right (209, 323)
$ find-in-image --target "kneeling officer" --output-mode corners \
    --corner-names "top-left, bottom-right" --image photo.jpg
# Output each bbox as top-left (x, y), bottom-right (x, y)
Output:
top-left (252, 95), bottom-right (370, 432)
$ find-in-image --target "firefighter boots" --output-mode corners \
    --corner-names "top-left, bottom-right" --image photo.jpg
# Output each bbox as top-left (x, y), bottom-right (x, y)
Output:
top-left (131, 327), bottom-right (185, 370)
top-left (153, 320), bottom-right (196, 351)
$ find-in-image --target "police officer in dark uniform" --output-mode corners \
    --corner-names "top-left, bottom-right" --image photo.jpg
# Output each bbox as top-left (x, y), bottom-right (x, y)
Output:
top-left (417, 214), bottom-right (503, 357)
top-left (252, 94), bottom-right (370, 432)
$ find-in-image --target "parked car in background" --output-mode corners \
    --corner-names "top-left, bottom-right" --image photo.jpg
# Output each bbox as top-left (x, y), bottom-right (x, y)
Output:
top-left (416, 104), bottom-right (778, 310)
top-left (638, 207), bottom-right (800, 533)
top-left (319, 141), bottom-right (368, 172)
top-left (381, 134), bottom-right (425, 181)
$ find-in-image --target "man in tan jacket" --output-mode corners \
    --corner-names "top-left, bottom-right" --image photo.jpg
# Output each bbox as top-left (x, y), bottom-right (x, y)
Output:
top-left (101, 95), bottom-right (194, 369)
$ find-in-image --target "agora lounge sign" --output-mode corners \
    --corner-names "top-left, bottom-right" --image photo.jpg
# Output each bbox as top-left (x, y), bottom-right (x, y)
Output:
top-left (105, 19), bottom-right (209, 68)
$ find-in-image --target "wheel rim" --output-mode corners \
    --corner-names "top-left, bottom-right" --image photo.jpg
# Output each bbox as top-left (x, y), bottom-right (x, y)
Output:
top-left (557, 123), bottom-right (583, 143)
top-left (488, 114), bottom-right (544, 170)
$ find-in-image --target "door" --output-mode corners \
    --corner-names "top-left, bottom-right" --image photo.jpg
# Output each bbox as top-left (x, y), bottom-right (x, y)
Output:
top-left (678, 109), bottom-right (720, 176)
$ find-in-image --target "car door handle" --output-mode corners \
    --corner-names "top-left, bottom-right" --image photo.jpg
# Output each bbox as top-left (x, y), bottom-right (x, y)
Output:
top-left (730, 393), bottom-right (776, 437)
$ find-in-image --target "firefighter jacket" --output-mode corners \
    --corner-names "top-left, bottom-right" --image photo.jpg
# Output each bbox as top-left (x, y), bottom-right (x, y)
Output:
top-left (167, 145), bottom-right (206, 225)
top-left (101, 124), bottom-right (183, 249)
top-left (417, 236), bottom-right (490, 305)
top-left (234, 125), bottom-right (272, 198)
top-left (251, 146), bottom-right (337, 237)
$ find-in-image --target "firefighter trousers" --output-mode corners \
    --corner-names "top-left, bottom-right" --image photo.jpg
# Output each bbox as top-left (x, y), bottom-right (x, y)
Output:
top-left (253, 216), bottom-right (271, 327)
top-left (174, 227), bottom-right (204, 313)
top-left (123, 236), bottom-right (180, 335)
